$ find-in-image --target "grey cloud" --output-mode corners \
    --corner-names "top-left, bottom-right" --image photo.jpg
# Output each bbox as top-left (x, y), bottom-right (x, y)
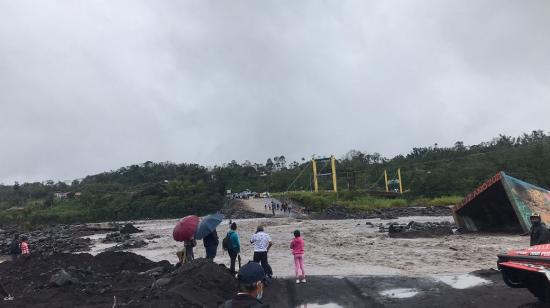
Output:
top-left (0, 0), bottom-right (549, 183)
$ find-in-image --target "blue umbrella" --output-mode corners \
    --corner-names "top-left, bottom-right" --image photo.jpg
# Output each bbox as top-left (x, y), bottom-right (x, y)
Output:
top-left (195, 213), bottom-right (224, 240)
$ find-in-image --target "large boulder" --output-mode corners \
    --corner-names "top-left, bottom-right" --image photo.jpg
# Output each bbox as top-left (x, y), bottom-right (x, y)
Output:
top-left (120, 223), bottom-right (142, 234)
top-left (49, 269), bottom-right (79, 287)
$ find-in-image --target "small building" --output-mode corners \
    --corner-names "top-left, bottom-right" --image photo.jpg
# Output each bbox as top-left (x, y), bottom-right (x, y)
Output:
top-left (453, 171), bottom-right (550, 233)
top-left (54, 192), bottom-right (70, 199)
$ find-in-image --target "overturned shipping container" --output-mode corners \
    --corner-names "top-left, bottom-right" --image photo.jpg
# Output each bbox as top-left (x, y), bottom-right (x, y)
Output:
top-left (453, 172), bottom-right (550, 233)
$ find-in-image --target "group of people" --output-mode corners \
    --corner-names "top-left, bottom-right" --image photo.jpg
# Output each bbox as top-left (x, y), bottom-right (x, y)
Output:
top-left (174, 220), bottom-right (307, 307)
top-left (1, 234), bottom-right (30, 301)
top-left (220, 225), bottom-right (306, 307)
top-left (8, 234), bottom-right (30, 261)
top-left (264, 200), bottom-right (292, 216)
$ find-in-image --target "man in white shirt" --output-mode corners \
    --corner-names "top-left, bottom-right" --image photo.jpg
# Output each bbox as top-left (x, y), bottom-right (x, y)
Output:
top-left (250, 226), bottom-right (273, 278)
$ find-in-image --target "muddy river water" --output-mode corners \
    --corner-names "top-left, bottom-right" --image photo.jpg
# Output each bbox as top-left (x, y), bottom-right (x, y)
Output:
top-left (84, 215), bottom-right (528, 278)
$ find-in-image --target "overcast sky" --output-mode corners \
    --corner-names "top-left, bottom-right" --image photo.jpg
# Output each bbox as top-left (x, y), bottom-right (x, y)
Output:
top-left (1, 1), bottom-right (549, 184)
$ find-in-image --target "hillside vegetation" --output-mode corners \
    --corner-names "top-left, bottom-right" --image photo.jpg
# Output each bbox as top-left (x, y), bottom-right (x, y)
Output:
top-left (1, 130), bottom-right (549, 225)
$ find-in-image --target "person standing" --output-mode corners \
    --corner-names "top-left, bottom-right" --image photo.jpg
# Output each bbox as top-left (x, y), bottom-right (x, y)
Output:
top-left (529, 213), bottom-right (549, 246)
top-left (290, 230), bottom-right (306, 283)
top-left (203, 230), bottom-right (219, 260)
top-left (20, 236), bottom-right (30, 257)
top-left (8, 235), bottom-right (20, 261)
top-left (250, 226), bottom-right (273, 278)
top-left (227, 222), bottom-right (241, 275)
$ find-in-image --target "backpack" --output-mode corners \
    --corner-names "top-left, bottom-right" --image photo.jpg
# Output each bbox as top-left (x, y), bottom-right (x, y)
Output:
top-left (222, 232), bottom-right (231, 251)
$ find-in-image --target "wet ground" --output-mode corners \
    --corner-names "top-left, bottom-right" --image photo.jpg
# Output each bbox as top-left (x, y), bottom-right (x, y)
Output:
top-left (263, 273), bottom-right (539, 307)
top-left (71, 205), bottom-right (543, 306)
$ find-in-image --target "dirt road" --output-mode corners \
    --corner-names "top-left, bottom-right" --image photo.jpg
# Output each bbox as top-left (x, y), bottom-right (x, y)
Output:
top-left (242, 197), bottom-right (299, 218)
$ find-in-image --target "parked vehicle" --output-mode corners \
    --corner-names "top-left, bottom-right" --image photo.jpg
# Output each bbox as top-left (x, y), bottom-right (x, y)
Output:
top-left (498, 244), bottom-right (550, 302)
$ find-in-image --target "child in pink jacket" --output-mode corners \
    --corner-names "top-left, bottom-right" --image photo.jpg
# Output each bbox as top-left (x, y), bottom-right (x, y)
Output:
top-left (290, 230), bottom-right (306, 283)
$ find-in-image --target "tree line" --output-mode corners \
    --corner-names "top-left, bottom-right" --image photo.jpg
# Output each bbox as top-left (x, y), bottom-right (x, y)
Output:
top-left (0, 130), bottom-right (549, 225)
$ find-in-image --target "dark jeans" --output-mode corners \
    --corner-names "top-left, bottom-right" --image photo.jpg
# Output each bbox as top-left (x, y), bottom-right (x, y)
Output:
top-left (205, 245), bottom-right (217, 259)
top-left (253, 251), bottom-right (272, 277)
top-left (9, 254), bottom-right (17, 262)
top-left (228, 249), bottom-right (238, 274)
top-left (185, 246), bottom-right (194, 261)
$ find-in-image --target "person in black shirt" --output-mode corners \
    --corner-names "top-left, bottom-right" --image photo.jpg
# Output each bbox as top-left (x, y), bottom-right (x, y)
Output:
top-left (220, 262), bottom-right (269, 308)
top-left (8, 235), bottom-right (20, 261)
top-left (203, 230), bottom-right (219, 260)
top-left (529, 213), bottom-right (549, 246)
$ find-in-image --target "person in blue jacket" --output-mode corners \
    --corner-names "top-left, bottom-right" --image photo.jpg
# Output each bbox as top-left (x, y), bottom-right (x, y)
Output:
top-left (227, 222), bottom-right (241, 275)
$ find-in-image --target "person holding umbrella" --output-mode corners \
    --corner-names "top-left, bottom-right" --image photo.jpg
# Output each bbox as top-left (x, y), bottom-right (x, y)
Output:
top-left (203, 230), bottom-right (219, 260)
top-left (184, 238), bottom-right (196, 261)
top-left (173, 215), bottom-right (200, 265)
top-left (194, 213), bottom-right (224, 260)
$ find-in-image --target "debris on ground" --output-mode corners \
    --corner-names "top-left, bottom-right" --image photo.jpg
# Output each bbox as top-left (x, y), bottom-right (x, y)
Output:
top-left (120, 223), bottom-right (143, 234)
top-left (0, 225), bottom-right (93, 255)
top-left (106, 238), bottom-right (148, 251)
top-left (312, 204), bottom-right (452, 220)
top-left (386, 221), bottom-right (457, 238)
top-left (102, 232), bottom-right (131, 243)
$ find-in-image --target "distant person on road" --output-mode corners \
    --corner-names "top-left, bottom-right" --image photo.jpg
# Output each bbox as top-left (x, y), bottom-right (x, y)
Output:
top-left (226, 222), bottom-right (241, 275)
top-left (20, 236), bottom-right (30, 257)
top-left (219, 262), bottom-right (269, 308)
top-left (8, 235), bottom-right (20, 261)
top-left (529, 213), bottom-right (549, 246)
top-left (250, 226), bottom-right (273, 278)
top-left (290, 230), bottom-right (306, 284)
top-left (203, 230), bottom-right (219, 260)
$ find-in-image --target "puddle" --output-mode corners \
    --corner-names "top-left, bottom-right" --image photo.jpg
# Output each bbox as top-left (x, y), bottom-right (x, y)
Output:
top-left (296, 304), bottom-right (344, 308)
top-left (434, 274), bottom-right (490, 289)
top-left (379, 288), bottom-right (419, 298)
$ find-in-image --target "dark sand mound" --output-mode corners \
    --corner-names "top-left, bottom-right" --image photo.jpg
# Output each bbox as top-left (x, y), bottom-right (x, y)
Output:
top-left (0, 252), bottom-right (236, 307)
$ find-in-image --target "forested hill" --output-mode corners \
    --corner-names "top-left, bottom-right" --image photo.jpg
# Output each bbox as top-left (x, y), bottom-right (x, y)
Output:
top-left (215, 130), bottom-right (550, 197)
top-left (0, 130), bottom-right (549, 225)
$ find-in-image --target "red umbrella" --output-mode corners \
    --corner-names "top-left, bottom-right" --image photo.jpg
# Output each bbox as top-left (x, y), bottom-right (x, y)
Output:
top-left (173, 215), bottom-right (199, 242)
